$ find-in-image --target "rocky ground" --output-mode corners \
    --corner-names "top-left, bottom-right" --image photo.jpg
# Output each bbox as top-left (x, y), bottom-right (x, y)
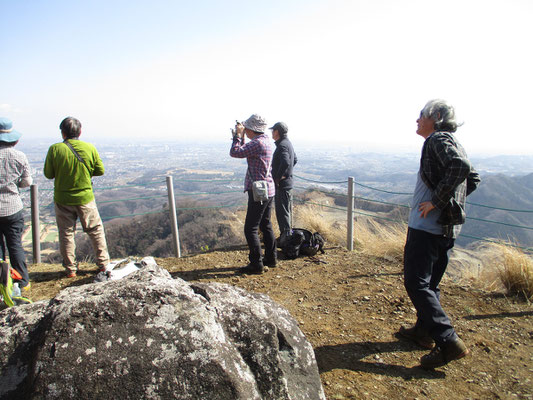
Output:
top-left (13, 246), bottom-right (533, 399)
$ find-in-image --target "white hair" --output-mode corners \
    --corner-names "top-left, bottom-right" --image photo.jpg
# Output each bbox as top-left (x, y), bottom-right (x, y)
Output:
top-left (420, 99), bottom-right (462, 132)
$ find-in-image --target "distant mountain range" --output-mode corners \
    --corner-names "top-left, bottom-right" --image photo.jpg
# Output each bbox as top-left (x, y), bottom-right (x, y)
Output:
top-left (292, 148), bottom-right (533, 249)
top-left (462, 173), bottom-right (533, 249)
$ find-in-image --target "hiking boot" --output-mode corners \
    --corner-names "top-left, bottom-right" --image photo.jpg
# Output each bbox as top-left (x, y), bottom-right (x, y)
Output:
top-left (263, 258), bottom-right (277, 268)
top-left (420, 337), bottom-right (469, 369)
top-left (237, 263), bottom-right (266, 275)
top-left (66, 271), bottom-right (77, 278)
top-left (398, 325), bottom-right (435, 349)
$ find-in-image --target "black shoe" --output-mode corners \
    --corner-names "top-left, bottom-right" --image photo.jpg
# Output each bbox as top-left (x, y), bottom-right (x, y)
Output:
top-left (237, 263), bottom-right (266, 275)
top-left (420, 338), bottom-right (469, 369)
top-left (263, 258), bottom-right (277, 268)
top-left (398, 325), bottom-right (435, 349)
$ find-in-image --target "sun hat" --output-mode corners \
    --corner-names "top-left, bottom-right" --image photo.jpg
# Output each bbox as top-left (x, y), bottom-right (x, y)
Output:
top-left (243, 114), bottom-right (267, 134)
top-left (269, 122), bottom-right (288, 136)
top-left (0, 117), bottom-right (22, 142)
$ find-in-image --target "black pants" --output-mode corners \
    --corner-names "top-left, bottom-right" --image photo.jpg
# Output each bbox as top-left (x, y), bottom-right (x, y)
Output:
top-left (275, 187), bottom-right (292, 235)
top-left (403, 227), bottom-right (457, 346)
top-left (244, 191), bottom-right (276, 264)
top-left (0, 210), bottom-right (29, 288)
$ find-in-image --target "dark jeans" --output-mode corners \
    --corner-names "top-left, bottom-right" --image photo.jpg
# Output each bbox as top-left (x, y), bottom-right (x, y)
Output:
top-left (403, 227), bottom-right (457, 346)
top-left (275, 187), bottom-right (293, 235)
top-left (0, 210), bottom-right (29, 287)
top-left (244, 191), bottom-right (276, 264)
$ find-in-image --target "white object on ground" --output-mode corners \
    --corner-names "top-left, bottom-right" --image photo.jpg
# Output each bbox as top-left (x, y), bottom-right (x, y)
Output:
top-left (94, 257), bottom-right (158, 282)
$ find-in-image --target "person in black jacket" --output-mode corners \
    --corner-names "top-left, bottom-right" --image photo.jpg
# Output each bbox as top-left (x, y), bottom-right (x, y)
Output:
top-left (269, 122), bottom-right (297, 246)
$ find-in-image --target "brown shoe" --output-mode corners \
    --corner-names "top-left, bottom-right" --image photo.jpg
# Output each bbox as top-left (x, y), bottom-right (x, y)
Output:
top-left (398, 325), bottom-right (434, 349)
top-left (420, 337), bottom-right (469, 369)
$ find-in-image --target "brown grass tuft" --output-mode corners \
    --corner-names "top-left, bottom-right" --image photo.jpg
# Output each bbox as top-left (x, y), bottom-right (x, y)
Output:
top-left (354, 218), bottom-right (407, 261)
top-left (490, 244), bottom-right (533, 301)
top-left (292, 204), bottom-right (346, 245)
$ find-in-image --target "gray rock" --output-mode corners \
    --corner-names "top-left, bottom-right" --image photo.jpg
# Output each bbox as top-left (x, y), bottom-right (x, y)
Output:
top-left (0, 264), bottom-right (325, 400)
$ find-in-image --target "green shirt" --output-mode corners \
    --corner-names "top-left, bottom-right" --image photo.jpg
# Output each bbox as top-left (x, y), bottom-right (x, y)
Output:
top-left (43, 139), bottom-right (105, 206)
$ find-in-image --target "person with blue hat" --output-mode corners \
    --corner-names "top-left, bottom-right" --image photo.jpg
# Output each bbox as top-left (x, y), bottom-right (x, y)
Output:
top-left (0, 117), bottom-right (33, 305)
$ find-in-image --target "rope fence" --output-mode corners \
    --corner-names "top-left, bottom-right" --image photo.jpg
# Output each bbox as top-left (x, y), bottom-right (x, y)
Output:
top-left (27, 173), bottom-right (533, 262)
top-left (292, 174), bottom-right (533, 253)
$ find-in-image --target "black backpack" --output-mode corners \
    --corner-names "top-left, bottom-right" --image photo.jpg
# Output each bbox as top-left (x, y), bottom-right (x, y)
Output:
top-left (282, 228), bottom-right (325, 259)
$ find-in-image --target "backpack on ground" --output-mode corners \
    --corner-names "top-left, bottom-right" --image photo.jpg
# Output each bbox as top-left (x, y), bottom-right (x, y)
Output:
top-left (0, 261), bottom-right (32, 307)
top-left (281, 228), bottom-right (325, 259)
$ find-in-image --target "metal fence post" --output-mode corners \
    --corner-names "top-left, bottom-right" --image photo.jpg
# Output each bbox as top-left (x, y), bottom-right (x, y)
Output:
top-left (166, 176), bottom-right (181, 258)
top-left (30, 184), bottom-right (41, 263)
top-left (347, 177), bottom-right (354, 251)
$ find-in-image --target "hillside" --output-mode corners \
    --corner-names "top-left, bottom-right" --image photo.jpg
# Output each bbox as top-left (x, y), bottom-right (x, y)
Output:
top-left (463, 173), bottom-right (533, 247)
top-left (22, 247), bottom-right (533, 399)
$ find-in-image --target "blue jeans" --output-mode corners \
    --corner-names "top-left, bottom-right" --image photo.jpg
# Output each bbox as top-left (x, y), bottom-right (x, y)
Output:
top-left (0, 210), bottom-right (29, 288)
top-left (244, 191), bottom-right (276, 264)
top-left (403, 227), bottom-right (458, 346)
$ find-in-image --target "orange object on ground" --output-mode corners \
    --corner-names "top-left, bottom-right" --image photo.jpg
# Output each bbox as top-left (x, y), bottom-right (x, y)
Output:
top-left (10, 268), bottom-right (22, 281)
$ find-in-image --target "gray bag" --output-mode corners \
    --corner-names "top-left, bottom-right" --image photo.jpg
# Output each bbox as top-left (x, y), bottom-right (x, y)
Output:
top-left (248, 157), bottom-right (272, 204)
top-left (251, 180), bottom-right (269, 202)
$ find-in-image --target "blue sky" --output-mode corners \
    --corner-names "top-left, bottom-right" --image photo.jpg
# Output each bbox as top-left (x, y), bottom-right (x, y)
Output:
top-left (2, 0), bottom-right (532, 155)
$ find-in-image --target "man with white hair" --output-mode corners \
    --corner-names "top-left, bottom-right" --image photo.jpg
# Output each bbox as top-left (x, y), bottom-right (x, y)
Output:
top-left (399, 99), bottom-right (481, 369)
top-left (230, 114), bottom-right (276, 274)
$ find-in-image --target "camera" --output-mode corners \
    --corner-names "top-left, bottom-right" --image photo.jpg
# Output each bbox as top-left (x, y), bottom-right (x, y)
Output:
top-left (231, 120), bottom-right (242, 138)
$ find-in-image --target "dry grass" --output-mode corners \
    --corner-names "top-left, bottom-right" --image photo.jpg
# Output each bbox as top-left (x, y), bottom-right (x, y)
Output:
top-left (455, 243), bottom-right (505, 291)
top-left (486, 244), bottom-right (533, 301)
top-left (354, 218), bottom-right (407, 261)
top-left (292, 204), bottom-right (346, 245)
top-left (292, 203), bottom-right (408, 261)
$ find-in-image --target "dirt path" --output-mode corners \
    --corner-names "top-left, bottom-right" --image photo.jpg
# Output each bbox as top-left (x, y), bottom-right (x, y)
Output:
top-left (20, 247), bottom-right (533, 399)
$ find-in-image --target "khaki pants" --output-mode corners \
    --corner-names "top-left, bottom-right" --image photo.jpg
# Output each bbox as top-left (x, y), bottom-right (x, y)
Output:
top-left (55, 200), bottom-right (109, 273)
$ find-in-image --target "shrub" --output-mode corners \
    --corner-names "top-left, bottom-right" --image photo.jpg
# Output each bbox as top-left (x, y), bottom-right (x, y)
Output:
top-left (74, 205), bottom-right (243, 260)
top-left (495, 244), bottom-right (533, 301)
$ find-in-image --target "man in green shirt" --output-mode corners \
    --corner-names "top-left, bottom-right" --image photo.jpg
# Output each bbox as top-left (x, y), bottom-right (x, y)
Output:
top-left (44, 117), bottom-right (109, 277)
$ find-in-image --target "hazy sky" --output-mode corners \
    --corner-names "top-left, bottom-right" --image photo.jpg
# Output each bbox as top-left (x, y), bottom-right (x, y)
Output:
top-left (2, 0), bottom-right (532, 155)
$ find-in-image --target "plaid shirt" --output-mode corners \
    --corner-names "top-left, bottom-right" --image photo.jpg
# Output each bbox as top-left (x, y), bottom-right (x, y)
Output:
top-left (230, 134), bottom-right (275, 198)
top-left (419, 131), bottom-right (481, 237)
top-left (0, 146), bottom-right (32, 217)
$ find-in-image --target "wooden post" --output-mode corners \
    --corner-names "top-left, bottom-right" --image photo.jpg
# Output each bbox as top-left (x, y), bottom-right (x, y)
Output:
top-left (166, 176), bottom-right (181, 258)
top-left (30, 184), bottom-right (41, 263)
top-left (347, 177), bottom-right (354, 251)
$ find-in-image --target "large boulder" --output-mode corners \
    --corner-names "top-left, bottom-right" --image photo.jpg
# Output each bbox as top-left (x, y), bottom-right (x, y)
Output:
top-left (0, 263), bottom-right (325, 400)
